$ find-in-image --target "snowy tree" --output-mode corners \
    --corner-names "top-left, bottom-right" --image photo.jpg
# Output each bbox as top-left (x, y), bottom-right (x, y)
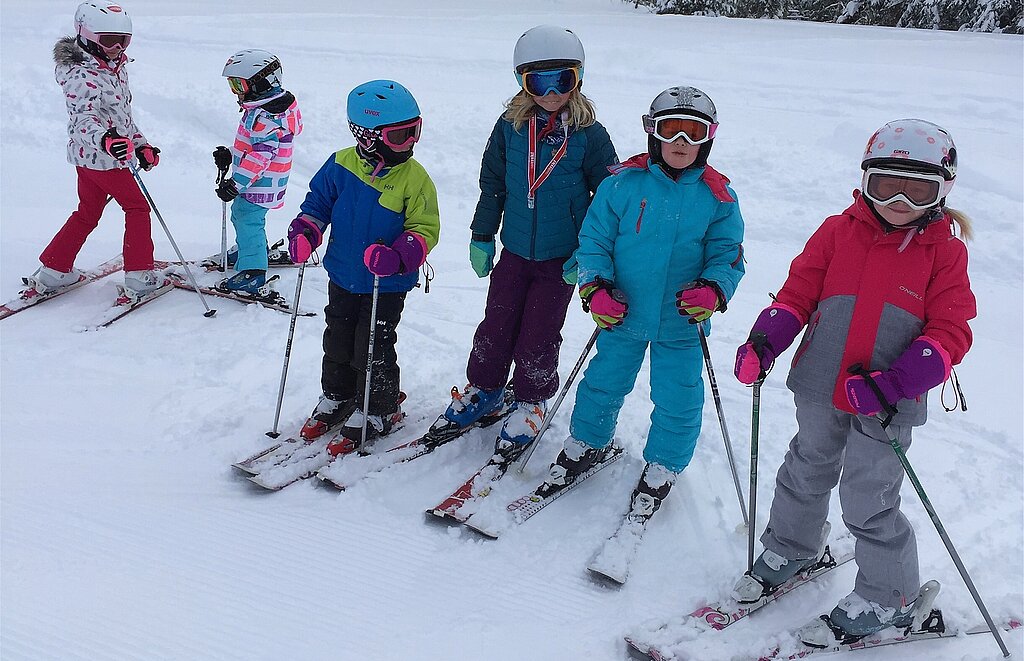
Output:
top-left (632, 0), bottom-right (1023, 32)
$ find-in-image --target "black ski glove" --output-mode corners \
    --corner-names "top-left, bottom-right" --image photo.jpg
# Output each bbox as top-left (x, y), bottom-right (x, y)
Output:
top-left (216, 179), bottom-right (239, 202)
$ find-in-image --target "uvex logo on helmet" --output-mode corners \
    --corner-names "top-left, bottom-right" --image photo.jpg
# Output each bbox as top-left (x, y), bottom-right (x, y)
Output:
top-left (108, 4), bottom-right (123, 11)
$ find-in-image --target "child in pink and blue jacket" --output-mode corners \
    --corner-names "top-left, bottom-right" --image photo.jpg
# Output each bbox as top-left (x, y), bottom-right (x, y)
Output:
top-left (214, 49), bottom-right (302, 295)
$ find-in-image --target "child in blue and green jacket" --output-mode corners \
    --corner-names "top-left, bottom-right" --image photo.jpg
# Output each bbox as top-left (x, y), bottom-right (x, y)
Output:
top-left (434, 25), bottom-right (618, 467)
top-left (287, 80), bottom-right (440, 452)
top-left (539, 85), bottom-right (745, 528)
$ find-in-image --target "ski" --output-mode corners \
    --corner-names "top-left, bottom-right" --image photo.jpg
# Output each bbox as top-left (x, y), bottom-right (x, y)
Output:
top-left (625, 537), bottom-right (856, 661)
top-left (461, 445), bottom-right (625, 539)
top-left (197, 239), bottom-right (307, 271)
top-left (757, 609), bottom-right (1020, 660)
top-left (82, 281), bottom-right (177, 330)
top-left (426, 449), bottom-right (520, 525)
top-left (586, 511), bottom-right (648, 585)
top-left (245, 436), bottom-right (335, 491)
top-left (170, 275), bottom-right (315, 317)
top-left (1, 255), bottom-right (124, 320)
top-left (316, 392), bottom-right (516, 491)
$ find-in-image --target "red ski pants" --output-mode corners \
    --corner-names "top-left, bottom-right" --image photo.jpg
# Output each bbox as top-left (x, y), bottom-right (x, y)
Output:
top-left (40, 166), bottom-right (154, 272)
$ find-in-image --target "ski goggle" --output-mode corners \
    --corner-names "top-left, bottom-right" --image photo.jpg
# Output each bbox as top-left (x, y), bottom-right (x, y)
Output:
top-left (349, 117), bottom-right (423, 152)
top-left (862, 167), bottom-right (950, 210)
top-left (642, 114), bottom-right (718, 145)
top-left (517, 66), bottom-right (582, 97)
top-left (97, 33), bottom-right (130, 49)
top-left (227, 76), bottom-right (250, 95)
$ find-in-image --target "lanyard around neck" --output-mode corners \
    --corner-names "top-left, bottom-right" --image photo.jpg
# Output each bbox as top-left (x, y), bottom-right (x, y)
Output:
top-left (527, 112), bottom-right (570, 210)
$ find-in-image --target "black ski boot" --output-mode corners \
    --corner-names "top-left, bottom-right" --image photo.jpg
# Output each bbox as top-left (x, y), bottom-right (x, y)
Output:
top-left (626, 463), bottom-right (677, 526)
top-left (535, 436), bottom-right (606, 498)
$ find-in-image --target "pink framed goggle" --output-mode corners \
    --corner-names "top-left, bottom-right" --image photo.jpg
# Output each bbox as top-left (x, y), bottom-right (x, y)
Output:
top-left (349, 117), bottom-right (422, 152)
top-left (82, 29), bottom-right (131, 56)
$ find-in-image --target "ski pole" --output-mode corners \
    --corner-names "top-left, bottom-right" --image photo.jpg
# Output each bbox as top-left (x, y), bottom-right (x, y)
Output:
top-left (213, 147), bottom-right (231, 272)
top-left (359, 273), bottom-right (382, 452)
top-left (267, 262), bottom-right (307, 438)
top-left (747, 377), bottom-right (762, 572)
top-left (517, 326), bottom-right (600, 474)
top-left (850, 367), bottom-right (1008, 657)
top-left (697, 322), bottom-right (748, 528)
top-left (128, 162), bottom-right (216, 318)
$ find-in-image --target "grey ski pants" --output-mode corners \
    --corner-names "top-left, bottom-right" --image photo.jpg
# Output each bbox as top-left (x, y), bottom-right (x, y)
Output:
top-left (761, 394), bottom-right (919, 608)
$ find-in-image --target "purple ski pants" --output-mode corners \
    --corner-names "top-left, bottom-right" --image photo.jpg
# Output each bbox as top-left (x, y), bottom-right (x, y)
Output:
top-left (466, 249), bottom-right (575, 403)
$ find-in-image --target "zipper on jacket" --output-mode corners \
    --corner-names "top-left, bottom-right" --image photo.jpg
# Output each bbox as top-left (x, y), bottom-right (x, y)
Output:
top-left (635, 198), bottom-right (647, 234)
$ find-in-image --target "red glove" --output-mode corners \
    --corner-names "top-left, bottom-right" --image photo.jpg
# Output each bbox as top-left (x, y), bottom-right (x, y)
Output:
top-left (135, 144), bottom-right (160, 171)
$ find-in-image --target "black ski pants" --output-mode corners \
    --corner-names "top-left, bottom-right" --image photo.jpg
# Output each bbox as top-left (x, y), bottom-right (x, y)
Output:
top-left (321, 280), bottom-right (406, 416)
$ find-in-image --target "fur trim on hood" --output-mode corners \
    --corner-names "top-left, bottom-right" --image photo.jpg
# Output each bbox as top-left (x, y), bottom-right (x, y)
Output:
top-left (54, 35), bottom-right (87, 66)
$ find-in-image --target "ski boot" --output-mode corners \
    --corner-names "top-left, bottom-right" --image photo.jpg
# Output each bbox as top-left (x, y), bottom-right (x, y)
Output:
top-left (217, 269), bottom-right (275, 300)
top-left (489, 400), bottom-right (546, 466)
top-left (25, 265), bottom-right (83, 295)
top-left (300, 394), bottom-right (355, 440)
top-left (733, 521), bottom-right (833, 604)
top-left (422, 385), bottom-right (513, 448)
top-left (535, 436), bottom-right (606, 499)
top-left (625, 462), bottom-right (677, 526)
top-left (444, 384), bottom-right (506, 428)
top-left (798, 581), bottom-right (938, 648)
top-left (116, 270), bottom-right (173, 304)
top-left (330, 394), bottom-right (406, 455)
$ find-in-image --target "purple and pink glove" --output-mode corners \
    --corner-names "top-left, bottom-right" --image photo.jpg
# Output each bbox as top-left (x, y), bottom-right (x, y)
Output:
top-left (677, 279), bottom-right (725, 323)
top-left (287, 215), bottom-right (323, 264)
top-left (843, 336), bottom-right (951, 415)
top-left (734, 304), bottom-right (804, 384)
top-left (363, 231), bottom-right (428, 277)
top-left (580, 278), bottom-right (628, 330)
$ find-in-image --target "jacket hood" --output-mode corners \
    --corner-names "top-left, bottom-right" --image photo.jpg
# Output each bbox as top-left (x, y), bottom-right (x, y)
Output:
top-left (54, 36), bottom-right (88, 66)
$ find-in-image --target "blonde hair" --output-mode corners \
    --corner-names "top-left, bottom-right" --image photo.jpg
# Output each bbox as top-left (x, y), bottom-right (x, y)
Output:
top-left (945, 207), bottom-right (974, 241)
top-left (503, 88), bottom-right (597, 132)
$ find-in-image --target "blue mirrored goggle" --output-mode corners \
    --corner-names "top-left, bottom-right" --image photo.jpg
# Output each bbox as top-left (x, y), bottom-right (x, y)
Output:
top-left (516, 66), bottom-right (582, 97)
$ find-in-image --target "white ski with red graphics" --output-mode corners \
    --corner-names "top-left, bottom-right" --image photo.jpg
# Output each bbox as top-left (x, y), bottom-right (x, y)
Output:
top-left (316, 391), bottom-right (516, 491)
top-left (426, 448), bottom-right (520, 525)
top-left (1, 255), bottom-right (124, 320)
top-left (459, 445), bottom-right (625, 539)
top-left (625, 537), bottom-right (856, 661)
top-left (82, 280), bottom-right (177, 330)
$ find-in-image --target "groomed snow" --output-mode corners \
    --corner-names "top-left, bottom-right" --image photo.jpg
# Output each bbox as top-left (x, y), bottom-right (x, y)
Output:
top-left (1, 1), bottom-right (1021, 659)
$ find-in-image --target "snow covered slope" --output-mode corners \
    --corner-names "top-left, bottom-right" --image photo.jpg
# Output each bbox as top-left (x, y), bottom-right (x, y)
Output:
top-left (1, 1), bottom-right (1021, 659)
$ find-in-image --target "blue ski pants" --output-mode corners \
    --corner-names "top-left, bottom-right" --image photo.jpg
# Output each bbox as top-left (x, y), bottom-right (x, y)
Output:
top-left (569, 330), bottom-right (704, 473)
top-left (230, 196), bottom-right (269, 272)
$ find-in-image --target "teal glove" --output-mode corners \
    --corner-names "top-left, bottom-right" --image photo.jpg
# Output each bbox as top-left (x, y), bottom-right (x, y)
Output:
top-left (469, 239), bottom-right (495, 278)
top-left (562, 255), bottom-right (578, 286)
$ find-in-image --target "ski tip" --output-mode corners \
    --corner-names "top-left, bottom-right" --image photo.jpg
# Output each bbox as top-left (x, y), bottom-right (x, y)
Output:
top-left (587, 566), bottom-right (627, 586)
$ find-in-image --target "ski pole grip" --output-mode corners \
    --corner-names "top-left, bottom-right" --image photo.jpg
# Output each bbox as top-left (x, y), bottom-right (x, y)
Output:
top-left (847, 363), bottom-right (898, 428)
top-left (749, 331), bottom-right (770, 383)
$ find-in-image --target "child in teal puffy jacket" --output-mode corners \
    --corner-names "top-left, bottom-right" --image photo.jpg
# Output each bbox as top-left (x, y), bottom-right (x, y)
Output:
top-left (541, 85), bottom-right (744, 529)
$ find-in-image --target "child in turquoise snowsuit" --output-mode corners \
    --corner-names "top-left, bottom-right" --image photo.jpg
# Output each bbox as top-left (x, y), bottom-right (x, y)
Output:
top-left (543, 85), bottom-right (744, 523)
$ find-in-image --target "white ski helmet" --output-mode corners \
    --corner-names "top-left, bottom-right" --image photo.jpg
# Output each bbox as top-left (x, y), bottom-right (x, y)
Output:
top-left (512, 25), bottom-right (585, 73)
top-left (222, 49), bottom-right (283, 97)
top-left (648, 86), bottom-right (717, 123)
top-left (75, 2), bottom-right (131, 45)
top-left (861, 119), bottom-right (957, 181)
